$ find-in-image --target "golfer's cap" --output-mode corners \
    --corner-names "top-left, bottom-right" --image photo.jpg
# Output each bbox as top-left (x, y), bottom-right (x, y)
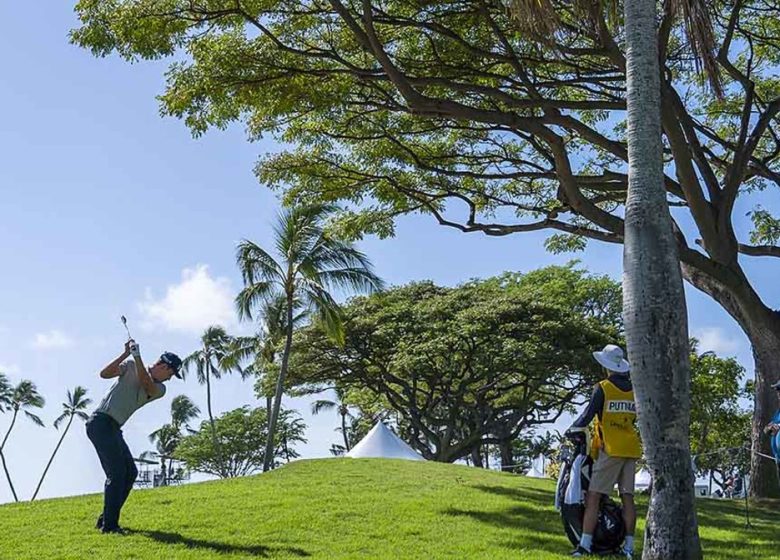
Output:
top-left (771, 380), bottom-right (780, 390)
top-left (160, 352), bottom-right (183, 379)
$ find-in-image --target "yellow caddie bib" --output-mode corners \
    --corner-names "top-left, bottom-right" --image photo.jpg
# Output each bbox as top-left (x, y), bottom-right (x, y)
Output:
top-left (590, 379), bottom-right (642, 459)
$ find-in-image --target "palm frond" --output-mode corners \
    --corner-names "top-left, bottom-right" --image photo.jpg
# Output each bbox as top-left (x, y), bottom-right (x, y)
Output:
top-left (303, 283), bottom-right (345, 345)
top-left (315, 268), bottom-right (385, 295)
top-left (24, 411), bottom-right (44, 427)
top-left (508, 0), bottom-right (560, 38)
top-left (671, 0), bottom-right (722, 95)
top-left (235, 282), bottom-right (278, 322)
top-left (54, 412), bottom-right (69, 430)
top-left (311, 399), bottom-right (337, 415)
top-left (235, 240), bottom-right (284, 285)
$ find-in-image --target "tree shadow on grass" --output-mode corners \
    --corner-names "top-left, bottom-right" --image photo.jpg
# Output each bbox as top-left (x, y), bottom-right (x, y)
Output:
top-left (128, 529), bottom-right (310, 557)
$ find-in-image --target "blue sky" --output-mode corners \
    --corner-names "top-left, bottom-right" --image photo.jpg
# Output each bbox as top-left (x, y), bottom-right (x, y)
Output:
top-left (0, 3), bottom-right (765, 503)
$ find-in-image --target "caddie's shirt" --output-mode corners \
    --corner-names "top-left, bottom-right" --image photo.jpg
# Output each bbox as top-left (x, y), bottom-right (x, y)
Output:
top-left (94, 360), bottom-right (166, 426)
top-left (572, 372), bottom-right (642, 458)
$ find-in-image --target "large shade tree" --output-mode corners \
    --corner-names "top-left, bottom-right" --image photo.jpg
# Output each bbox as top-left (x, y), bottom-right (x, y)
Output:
top-left (175, 406), bottom-right (307, 478)
top-left (286, 273), bottom-right (619, 463)
top-left (71, 0), bottom-right (780, 498)
top-left (234, 203), bottom-right (384, 472)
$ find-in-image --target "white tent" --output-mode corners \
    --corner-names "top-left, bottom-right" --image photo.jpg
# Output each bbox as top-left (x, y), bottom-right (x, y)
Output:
top-left (524, 454), bottom-right (549, 478)
top-left (636, 468), bottom-right (652, 490)
top-left (525, 465), bottom-right (547, 478)
top-left (346, 422), bottom-right (425, 461)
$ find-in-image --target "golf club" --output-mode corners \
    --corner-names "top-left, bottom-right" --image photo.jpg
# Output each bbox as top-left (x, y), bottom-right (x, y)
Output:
top-left (120, 315), bottom-right (133, 341)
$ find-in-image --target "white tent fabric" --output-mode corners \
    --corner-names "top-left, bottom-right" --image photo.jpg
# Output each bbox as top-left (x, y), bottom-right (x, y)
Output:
top-left (346, 422), bottom-right (425, 461)
top-left (525, 466), bottom-right (546, 478)
top-left (524, 454), bottom-right (549, 478)
top-left (635, 468), bottom-right (652, 489)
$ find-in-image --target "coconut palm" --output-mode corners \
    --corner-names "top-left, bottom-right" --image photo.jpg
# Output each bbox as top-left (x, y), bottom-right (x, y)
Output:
top-left (311, 387), bottom-right (354, 452)
top-left (235, 295), bottom-right (306, 423)
top-left (235, 203), bottom-right (384, 471)
top-left (182, 326), bottom-right (242, 454)
top-left (148, 424), bottom-right (180, 486)
top-left (170, 395), bottom-right (200, 433)
top-left (0, 380), bottom-right (45, 502)
top-left (31, 386), bottom-right (91, 501)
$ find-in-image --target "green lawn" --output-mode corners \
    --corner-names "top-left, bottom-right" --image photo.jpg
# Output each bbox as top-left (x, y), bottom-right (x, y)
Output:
top-left (0, 459), bottom-right (775, 559)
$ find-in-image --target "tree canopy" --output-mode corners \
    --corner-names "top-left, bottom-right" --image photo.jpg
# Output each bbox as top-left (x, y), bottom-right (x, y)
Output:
top-left (175, 406), bottom-right (306, 478)
top-left (71, 0), bottom-right (780, 495)
top-left (286, 267), bottom-right (621, 463)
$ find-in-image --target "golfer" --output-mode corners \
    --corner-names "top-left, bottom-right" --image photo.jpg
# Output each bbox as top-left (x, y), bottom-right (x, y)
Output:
top-left (569, 344), bottom-right (641, 559)
top-left (86, 339), bottom-right (182, 533)
top-left (764, 380), bottom-right (780, 485)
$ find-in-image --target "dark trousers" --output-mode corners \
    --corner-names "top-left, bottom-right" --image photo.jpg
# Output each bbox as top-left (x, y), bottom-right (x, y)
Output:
top-left (86, 413), bottom-right (138, 530)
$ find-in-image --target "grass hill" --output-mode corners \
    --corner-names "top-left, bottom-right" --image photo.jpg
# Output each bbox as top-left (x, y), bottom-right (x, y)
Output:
top-left (0, 459), bottom-right (775, 559)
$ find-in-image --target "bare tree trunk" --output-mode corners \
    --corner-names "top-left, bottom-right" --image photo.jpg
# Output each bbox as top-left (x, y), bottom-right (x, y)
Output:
top-left (206, 365), bottom-right (218, 454)
top-left (0, 410), bottom-right (19, 502)
top-left (31, 416), bottom-right (73, 501)
top-left (623, 0), bottom-right (701, 556)
top-left (498, 440), bottom-right (513, 472)
top-left (341, 412), bottom-right (350, 451)
top-left (749, 333), bottom-right (780, 498)
top-left (263, 294), bottom-right (295, 472)
top-left (681, 262), bottom-right (780, 499)
top-left (470, 446), bottom-right (483, 469)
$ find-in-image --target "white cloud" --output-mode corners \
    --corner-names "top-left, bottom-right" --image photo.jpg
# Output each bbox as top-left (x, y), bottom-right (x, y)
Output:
top-left (137, 264), bottom-right (236, 334)
top-left (693, 327), bottom-right (741, 356)
top-left (31, 330), bottom-right (74, 350)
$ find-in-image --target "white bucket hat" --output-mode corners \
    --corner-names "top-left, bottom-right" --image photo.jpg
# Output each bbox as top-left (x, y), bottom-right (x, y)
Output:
top-left (593, 344), bottom-right (630, 373)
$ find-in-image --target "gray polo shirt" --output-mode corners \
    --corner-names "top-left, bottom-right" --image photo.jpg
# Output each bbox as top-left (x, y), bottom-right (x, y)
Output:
top-left (94, 360), bottom-right (166, 426)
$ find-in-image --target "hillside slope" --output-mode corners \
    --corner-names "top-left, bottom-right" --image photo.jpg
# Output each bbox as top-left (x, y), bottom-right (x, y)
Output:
top-left (0, 459), bottom-right (775, 559)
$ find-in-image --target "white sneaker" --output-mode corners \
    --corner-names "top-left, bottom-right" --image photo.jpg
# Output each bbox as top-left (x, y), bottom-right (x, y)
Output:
top-left (621, 548), bottom-right (633, 559)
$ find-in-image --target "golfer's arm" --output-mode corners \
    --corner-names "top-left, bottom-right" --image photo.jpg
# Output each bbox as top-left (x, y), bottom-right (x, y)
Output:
top-left (100, 352), bottom-right (130, 379)
top-left (133, 355), bottom-right (162, 398)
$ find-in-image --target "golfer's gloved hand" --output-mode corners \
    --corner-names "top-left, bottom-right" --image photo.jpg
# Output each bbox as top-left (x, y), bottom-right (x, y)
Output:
top-left (128, 341), bottom-right (141, 359)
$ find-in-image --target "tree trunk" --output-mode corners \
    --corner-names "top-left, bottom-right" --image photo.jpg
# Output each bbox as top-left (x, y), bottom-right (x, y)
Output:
top-left (681, 261), bottom-right (780, 499)
top-left (748, 333), bottom-right (780, 498)
top-left (623, 0), bottom-right (701, 557)
top-left (206, 365), bottom-right (218, 455)
top-left (263, 294), bottom-right (295, 472)
top-left (498, 440), bottom-right (513, 472)
top-left (470, 446), bottom-right (483, 469)
top-left (31, 416), bottom-right (73, 501)
top-left (341, 412), bottom-right (350, 451)
top-left (0, 410), bottom-right (19, 502)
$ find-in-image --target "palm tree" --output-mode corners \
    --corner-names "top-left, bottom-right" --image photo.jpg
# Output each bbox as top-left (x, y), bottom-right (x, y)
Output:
top-left (31, 386), bottom-right (91, 501)
top-left (235, 295), bottom-right (306, 423)
top-left (311, 387), bottom-right (354, 452)
top-left (182, 326), bottom-right (241, 455)
top-left (170, 395), bottom-right (200, 433)
top-left (0, 380), bottom-right (45, 502)
top-left (236, 203), bottom-right (384, 471)
top-left (147, 396), bottom-right (200, 486)
top-left (148, 424), bottom-right (180, 486)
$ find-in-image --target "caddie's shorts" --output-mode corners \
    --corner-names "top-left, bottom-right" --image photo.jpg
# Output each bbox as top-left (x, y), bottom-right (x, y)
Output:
top-left (589, 450), bottom-right (636, 495)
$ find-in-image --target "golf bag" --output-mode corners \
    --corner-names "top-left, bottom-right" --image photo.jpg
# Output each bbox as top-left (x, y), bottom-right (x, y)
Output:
top-left (555, 432), bottom-right (625, 555)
